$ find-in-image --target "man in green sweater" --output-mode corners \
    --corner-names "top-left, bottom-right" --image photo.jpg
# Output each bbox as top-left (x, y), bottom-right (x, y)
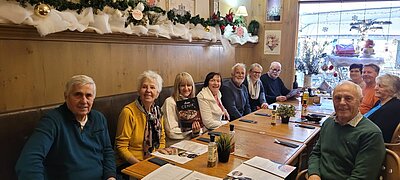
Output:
top-left (308, 81), bottom-right (385, 180)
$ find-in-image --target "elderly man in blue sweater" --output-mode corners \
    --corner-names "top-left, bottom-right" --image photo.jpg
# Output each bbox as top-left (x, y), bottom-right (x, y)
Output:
top-left (308, 80), bottom-right (385, 180)
top-left (221, 63), bottom-right (251, 120)
top-left (16, 75), bottom-right (116, 180)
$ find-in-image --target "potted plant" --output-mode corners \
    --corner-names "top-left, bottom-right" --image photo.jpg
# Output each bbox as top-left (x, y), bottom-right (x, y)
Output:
top-left (267, 7), bottom-right (281, 21)
top-left (216, 133), bottom-right (232, 163)
top-left (248, 20), bottom-right (260, 36)
top-left (276, 105), bottom-right (296, 123)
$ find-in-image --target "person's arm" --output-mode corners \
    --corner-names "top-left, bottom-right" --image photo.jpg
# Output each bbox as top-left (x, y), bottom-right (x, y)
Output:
top-left (308, 132), bottom-right (322, 177)
top-left (348, 132), bottom-right (385, 180)
top-left (221, 86), bottom-right (242, 120)
top-left (158, 116), bottom-right (166, 149)
top-left (258, 82), bottom-right (268, 108)
top-left (161, 98), bottom-right (189, 140)
top-left (198, 95), bottom-right (223, 130)
top-left (242, 86), bottom-right (252, 116)
top-left (115, 107), bottom-right (139, 164)
top-left (15, 115), bottom-right (56, 179)
top-left (279, 78), bottom-right (291, 96)
top-left (100, 114), bottom-right (117, 179)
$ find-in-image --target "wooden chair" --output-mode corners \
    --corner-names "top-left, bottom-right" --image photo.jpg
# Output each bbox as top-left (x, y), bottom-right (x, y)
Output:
top-left (385, 123), bottom-right (400, 155)
top-left (381, 148), bottom-right (400, 180)
top-left (390, 123), bottom-right (400, 144)
top-left (295, 169), bottom-right (308, 180)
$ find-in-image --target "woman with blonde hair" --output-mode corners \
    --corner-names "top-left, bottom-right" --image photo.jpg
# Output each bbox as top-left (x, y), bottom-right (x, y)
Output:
top-left (162, 72), bottom-right (201, 146)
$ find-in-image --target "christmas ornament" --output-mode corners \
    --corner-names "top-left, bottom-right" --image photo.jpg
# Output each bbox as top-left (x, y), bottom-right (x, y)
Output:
top-left (328, 65), bottom-right (334, 71)
top-left (333, 72), bottom-right (338, 77)
top-left (321, 64), bottom-right (328, 71)
top-left (131, 9), bottom-right (143, 20)
top-left (34, 3), bottom-right (51, 18)
top-left (204, 26), bottom-right (210, 32)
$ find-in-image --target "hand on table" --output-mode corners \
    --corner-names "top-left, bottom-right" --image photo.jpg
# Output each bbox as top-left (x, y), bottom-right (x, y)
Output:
top-left (191, 121), bottom-right (201, 134)
top-left (260, 103), bottom-right (269, 109)
top-left (276, 96), bottom-right (287, 102)
top-left (158, 147), bottom-right (178, 155)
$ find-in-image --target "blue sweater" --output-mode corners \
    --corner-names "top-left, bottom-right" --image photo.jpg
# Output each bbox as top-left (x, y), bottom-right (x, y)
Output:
top-left (260, 74), bottom-right (290, 104)
top-left (15, 103), bottom-right (116, 180)
top-left (220, 79), bottom-right (251, 120)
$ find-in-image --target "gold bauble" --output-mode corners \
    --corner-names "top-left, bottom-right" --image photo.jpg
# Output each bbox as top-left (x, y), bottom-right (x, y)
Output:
top-left (204, 26), bottom-right (210, 32)
top-left (34, 3), bottom-right (51, 18)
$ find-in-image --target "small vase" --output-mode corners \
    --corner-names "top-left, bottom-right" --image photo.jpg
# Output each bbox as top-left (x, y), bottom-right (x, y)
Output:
top-left (281, 116), bottom-right (290, 124)
top-left (217, 147), bottom-right (230, 163)
top-left (303, 74), bottom-right (312, 88)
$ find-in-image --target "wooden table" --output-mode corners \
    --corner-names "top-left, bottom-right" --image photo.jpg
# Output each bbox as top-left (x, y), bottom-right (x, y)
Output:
top-left (232, 109), bottom-right (320, 144)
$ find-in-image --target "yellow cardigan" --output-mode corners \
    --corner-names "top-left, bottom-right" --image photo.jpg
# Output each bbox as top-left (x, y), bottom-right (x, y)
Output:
top-left (115, 102), bottom-right (166, 165)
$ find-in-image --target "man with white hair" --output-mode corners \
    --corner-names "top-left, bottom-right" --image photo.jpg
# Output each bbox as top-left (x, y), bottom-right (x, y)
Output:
top-left (260, 61), bottom-right (292, 104)
top-left (308, 81), bottom-right (385, 180)
top-left (16, 75), bottom-right (116, 180)
top-left (221, 63), bottom-right (251, 120)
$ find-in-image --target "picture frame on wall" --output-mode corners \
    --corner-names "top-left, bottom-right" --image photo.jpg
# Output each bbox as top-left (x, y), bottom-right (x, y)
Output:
top-left (167, 0), bottom-right (196, 14)
top-left (264, 30), bottom-right (281, 55)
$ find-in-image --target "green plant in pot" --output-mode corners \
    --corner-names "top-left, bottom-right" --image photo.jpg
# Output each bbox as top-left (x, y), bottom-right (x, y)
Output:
top-left (276, 105), bottom-right (296, 124)
top-left (248, 20), bottom-right (260, 36)
top-left (216, 133), bottom-right (232, 163)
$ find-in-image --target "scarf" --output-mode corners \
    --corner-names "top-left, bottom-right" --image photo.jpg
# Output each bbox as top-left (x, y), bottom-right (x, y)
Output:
top-left (135, 98), bottom-right (162, 159)
top-left (247, 76), bottom-right (261, 100)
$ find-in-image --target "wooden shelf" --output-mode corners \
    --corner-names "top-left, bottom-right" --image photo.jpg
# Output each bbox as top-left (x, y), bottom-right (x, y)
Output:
top-left (0, 24), bottom-right (223, 46)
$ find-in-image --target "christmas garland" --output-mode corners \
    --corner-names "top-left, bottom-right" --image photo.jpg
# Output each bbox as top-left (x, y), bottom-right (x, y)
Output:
top-left (16, 0), bottom-right (240, 34)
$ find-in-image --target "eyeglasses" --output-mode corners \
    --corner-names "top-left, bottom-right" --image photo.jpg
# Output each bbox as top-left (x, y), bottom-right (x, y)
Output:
top-left (271, 69), bottom-right (281, 72)
top-left (251, 71), bottom-right (262, 74)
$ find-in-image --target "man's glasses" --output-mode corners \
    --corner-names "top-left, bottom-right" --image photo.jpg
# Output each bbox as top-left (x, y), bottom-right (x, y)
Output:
top-left (271, 69), bottom-right (281, 72)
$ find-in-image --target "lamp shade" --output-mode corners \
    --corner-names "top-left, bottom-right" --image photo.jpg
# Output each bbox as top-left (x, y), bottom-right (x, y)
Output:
top-left (236, 6), bottom-right (248, 16)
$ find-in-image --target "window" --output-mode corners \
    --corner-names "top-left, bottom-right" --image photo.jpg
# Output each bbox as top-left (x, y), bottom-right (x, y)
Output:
top-left (296, 1), bottom-right (400, 88)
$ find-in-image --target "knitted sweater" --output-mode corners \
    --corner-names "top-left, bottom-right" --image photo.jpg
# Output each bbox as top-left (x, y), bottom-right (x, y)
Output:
top-left (260, 74), bottom-right (290, 104)
top-left (15, 103), bottom-right (116, 180)
top-left (115, 102), bottom-right (166, 165)
top-left (220, 79), bottom-right (251, 120)
top-left (308, 116), bottom-right (385, 180)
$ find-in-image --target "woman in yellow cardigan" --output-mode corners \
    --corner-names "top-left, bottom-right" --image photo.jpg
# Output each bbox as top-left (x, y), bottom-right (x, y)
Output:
top-left (115, 70), bottom-right (166, 175)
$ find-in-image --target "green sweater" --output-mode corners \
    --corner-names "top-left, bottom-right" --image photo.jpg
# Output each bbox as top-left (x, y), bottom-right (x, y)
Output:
top-left (308, 117), bottom-right (385, 180)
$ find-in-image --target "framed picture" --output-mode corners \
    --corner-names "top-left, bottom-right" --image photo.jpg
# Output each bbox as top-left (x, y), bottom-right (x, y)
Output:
top-left (266, 0), bottom-right (282, 22)
top-left (264, 30), bottom-right (281, 55)
top-left (168, 0), bottom-right (196, 14)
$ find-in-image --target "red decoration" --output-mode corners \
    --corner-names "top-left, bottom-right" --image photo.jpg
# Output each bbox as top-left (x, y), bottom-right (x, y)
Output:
top-left (329, 65), bottom-right (334, 70)
top-left (333, 72), bottom-right (338, 77)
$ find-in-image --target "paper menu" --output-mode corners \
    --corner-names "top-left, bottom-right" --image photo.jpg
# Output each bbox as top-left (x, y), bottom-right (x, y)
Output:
top-left (227, 156), bottom-right (296, 180)
top-left (171, 140), bottom-right (208, 155)
top-left (142, 164), bottom-right (221, 180)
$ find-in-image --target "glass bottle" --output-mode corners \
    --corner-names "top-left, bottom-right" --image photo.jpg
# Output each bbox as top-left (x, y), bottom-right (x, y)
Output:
top-left (303, 91), bottom-right (309, 105)
top-left (229, 124), bottom-right (235, 153)
top-left (207, 135), bottom-right (217, 167)
top-left (271, 105), bottom-right (277, 126)
top-left (293, 75), bottom-right (298, 89)
top-left (301, 100), bottom-right (308, 119)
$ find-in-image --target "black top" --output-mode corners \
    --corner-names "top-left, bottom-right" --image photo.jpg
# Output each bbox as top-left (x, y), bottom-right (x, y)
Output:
top-left (260, 74), bottom-right (290, 104)
top-left (368, 97), bottom-right (400, 143)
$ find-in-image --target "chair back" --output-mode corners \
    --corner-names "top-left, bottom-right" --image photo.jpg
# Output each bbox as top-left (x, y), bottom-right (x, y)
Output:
top-left (381, 149), bottom-right (400, 180)
top-left (390, 123), bottom-right (400, 143)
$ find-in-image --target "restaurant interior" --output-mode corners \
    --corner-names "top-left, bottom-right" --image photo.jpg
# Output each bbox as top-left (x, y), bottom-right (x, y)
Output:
top-left (0, 0), bottom-right (399, 179)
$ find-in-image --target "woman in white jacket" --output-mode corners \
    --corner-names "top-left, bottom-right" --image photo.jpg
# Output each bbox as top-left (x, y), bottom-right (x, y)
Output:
top-left (197, 72), bottom-right (230, 130)
top-left (162, 72), bottom-right (201, 146)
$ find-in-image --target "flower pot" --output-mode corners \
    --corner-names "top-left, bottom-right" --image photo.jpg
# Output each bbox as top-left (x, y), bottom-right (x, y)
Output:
top-left (217, 147), bottom-right (230, 163)
top-left (281, 116), bottom-right (290, 124)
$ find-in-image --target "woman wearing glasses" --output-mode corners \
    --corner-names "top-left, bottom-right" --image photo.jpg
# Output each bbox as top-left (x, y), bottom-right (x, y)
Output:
top-left (243, 63), bottom-right (268, 111)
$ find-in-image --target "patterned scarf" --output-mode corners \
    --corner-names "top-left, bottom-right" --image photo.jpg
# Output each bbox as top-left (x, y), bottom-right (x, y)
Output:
top-left (135, 98), bottom-right (162, 159)
top-left (247, 76), bottom-right (261, 100)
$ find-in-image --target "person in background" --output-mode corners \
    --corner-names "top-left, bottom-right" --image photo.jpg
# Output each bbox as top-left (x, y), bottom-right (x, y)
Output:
top-left (15, 75), bottom-right (116, 180)
top-left (308, 81), bottom-right (385, 180)
top-left (115, 70), bottom-right (167, 176)
top-left (364, 74), bottom-right (400, 143)
top-left (243, 63), bottom-right (268, 111)
top-left (197, 72), bottom-right (230, 130)
top-left (162, 72), bottom-right (201, 146)
top-left (221, 63), bottom-right (251, 120)
top-left (260, 61), bottom-right (291, 104)
top-left (349, 63), bottom-right (366, 89)
top-left (359, 63), bottom-right (380, 114)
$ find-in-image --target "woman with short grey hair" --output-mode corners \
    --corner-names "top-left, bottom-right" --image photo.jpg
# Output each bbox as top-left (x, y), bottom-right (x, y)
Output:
top-left (364, 73), bottom-right (400, 143)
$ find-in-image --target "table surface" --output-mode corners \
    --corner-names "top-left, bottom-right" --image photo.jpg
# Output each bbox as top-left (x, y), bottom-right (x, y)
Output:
top-left (122, 98), bottom-right (334, 179)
